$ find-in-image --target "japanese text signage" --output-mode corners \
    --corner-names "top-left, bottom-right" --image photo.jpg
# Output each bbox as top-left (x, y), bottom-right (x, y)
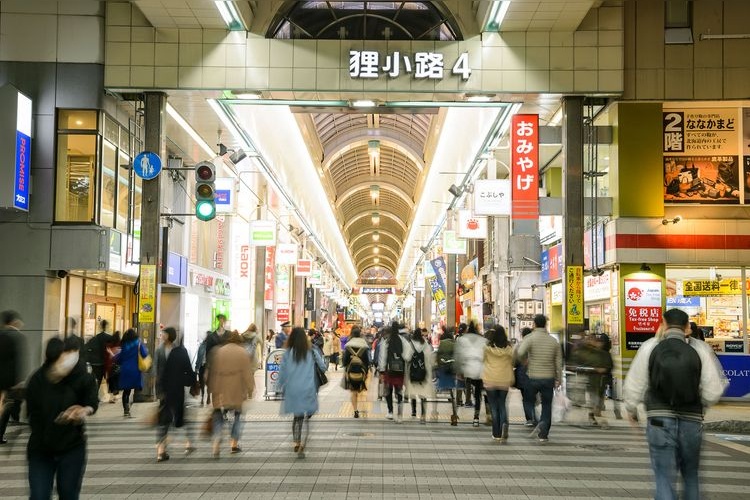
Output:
top-left (510, 114), bottom-right (539, 220)
top-left (296, 259), bottom-right (312, 276)
top-left (540, 243), bottom-right (563, 283)
top-left (138, 264), bottom-right (157, 323)
top-left (679, 278), bottom-right (749, 296)
top-left (473, 179), bottom-right (511, 216)
top-left (584, 271), bottom-right (611, 302)
top-left (349, 50), bottom-right (471, 81)
top-left (624, 279), bottom-right (663, 350)
top-left (264, 246), bottom-right (275, 310)
top-left (566, 266), bottom-right (584, 325)
top-left (663, 108), bottom-right (738, 155)
top-left (428, 275), bottom-right (447, 316)
top-left (275, 243), bottom-right (297, 265)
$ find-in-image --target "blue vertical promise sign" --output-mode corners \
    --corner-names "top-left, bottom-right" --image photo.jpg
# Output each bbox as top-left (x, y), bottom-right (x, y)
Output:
top-left (0, 85), bottom-right (32, 211)
top-left (14, 91), bottom-right (32, 211)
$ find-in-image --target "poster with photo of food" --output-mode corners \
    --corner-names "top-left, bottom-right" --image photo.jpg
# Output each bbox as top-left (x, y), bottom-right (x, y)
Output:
top-left (664, 156), bottom-right (741, 204)
top-left (744, 156), bottom-right (750, 204)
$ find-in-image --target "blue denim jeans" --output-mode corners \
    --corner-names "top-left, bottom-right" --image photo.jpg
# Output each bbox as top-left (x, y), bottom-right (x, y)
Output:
top-left (212, 408), bottom-right (243, 442)
top-left (528, 378), bottom-right (555, 439)
top-left (485, 389), bottom-right (508, 438)
top-left (28, 443), bottom-right (87, 500)
top-left (647, 417), bottom-right (703, 500)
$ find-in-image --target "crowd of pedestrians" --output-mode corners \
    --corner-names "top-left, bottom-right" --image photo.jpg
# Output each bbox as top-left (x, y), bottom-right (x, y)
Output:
top-left (0, 307), bottom-right (730, 499)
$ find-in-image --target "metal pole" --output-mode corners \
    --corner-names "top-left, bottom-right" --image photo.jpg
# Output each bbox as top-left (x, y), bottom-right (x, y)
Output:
top-left (138, 92), bottom-right (167, 399)
top-left (562, 96), bottom-right (585, 342)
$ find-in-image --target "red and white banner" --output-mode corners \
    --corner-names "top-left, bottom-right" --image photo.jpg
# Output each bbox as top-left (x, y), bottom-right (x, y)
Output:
top-left (276, 306), bottom-right (290, 323)
top-left (510, 114), bottom-right (539, 220)
top-left (624, 278), bottom-right (662, 350)
top-left (264, 246), bottom-right (275, 310)
top-left (296, 259), bottom-right (312, 276)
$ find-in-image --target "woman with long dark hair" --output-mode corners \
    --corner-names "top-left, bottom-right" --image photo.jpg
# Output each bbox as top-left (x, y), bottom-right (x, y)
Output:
top-left (377, 322), bottom-right (411, 422)
top-left (405, 328), bottom-right (434, 423)
top-left (113, 328), bottom-right (149, 417)
top-left (278, 326), bottom-right (326, 458)
top-left (482, 326), bottom-right (515, 442)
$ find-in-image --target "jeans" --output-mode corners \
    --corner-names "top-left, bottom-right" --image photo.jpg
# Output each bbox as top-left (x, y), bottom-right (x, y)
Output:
top-left (486, 389), bottom-right (509, 438)
top-left (528, 378), bottom-right (555, 439)
top-left (647, 417), bottom-right (703, 500)
top-left (520, 384), bottom-right (537, 424)
top-left (385, 383), bottom-right (403, 413)
top-left (28, 443), bottom-right (87, 500)
top-left (212, 408), bottom-right (243, 441)
top-left (122, 388), bottom-right (132, 413)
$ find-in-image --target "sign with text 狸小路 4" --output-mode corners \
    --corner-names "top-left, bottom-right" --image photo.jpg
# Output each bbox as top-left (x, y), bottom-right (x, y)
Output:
top-left (349, 50), bottom-right (471, 81)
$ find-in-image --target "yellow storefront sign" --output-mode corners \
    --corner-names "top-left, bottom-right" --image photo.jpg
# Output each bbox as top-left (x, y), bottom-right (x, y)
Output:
top-left (681, 278), bottom-right (749, 296)
top-left (566, 265), bottom-right (584, 324)
top-left (138, 264), bottom-right (157, 323)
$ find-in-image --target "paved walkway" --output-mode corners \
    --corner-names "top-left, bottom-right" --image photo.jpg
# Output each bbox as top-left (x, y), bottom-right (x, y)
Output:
top-left (1, 370), bottom-right (748, 499)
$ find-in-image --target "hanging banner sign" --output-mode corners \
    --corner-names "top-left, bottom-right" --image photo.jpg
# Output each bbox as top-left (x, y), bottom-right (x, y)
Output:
top-left (250, 220), bottom-right (277, 246)
top-left (584, 271), bottom-right (611, 302)
top-left (443, 230), bottom-right (467, 254)
top-left (428, 275), bottom-right (447, 316)
top-left (264, 246), bottom-right (275, 310)
top-left (296, 259), bottom-right (312, 276)
top-left (0, 86), bottom-right (32, 211)
top-left (541, 243), bottom-right (563, 283)
top-left (214, 177), bottom-right (233, 213)
top-left (430, 256), bottom-right (448, 297)
top-left (457, 210), bottom-right (488, 239)
top-left (309, 268), bottom-right (322, 285)
top-left (511, 114), bottom-right (539, 220)
top-left (473, 179), bottom-right (511, 215)
top-left (566, 266), bottom-right (584, 325)
top-left (276, 306), bottom-right (290, 323)
top-left (275, 243), bottom-right (298, 265)
top-left (138, 264), bottom-right (157, 323)
top-left (625, 279), bottom-right (663, 350)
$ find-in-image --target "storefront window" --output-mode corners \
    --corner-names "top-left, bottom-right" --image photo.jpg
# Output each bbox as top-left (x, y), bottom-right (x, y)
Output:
top-left (666, 268), bottom-right (747, 353)
top-left (101, 140), bottom-right (117, 228)
top-left (55, 134), bottom-right (97, 222)
top-left (58, 110), bottom-right (97, 131)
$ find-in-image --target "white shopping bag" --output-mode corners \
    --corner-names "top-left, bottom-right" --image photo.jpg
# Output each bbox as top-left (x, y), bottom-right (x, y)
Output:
top-left (552, 387), bottom-right (571, 423)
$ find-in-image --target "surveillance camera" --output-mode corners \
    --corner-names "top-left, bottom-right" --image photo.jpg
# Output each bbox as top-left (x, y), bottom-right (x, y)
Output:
top-left (229, 148), bottom-right (247, 164)
top-left (448, 184), bottom-right (463, 197)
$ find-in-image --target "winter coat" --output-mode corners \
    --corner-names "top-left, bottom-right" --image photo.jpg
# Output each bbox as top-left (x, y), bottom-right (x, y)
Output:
top-left (516, 328), bottom-right (563, 382)
top-left (404, 339), bottom-right (435, 399)
top-left (208, 343), bottom-right (255, 410)
top-left (331, 335), bottom-right (342, 354)
top-left (242, 330), bottom-right (260, 364)
top-left (323, 336), bottom-right (333, 356)
top-left (114, 340), bottom-right (148, 391)
top-left (343, 337), bottom-right (370, 371)
top-left (455, 333), bottom-right (487, 380)
top-left (0, 326), bottom-right (24, 390)
top-left (482, 345), bottom-right (515, 389)
top-left (278, 347), bottom-right (326, 416)
top-left (154, 344), bottom-right (194, 404)
top-left (26, 360), bottom-right (98, 455)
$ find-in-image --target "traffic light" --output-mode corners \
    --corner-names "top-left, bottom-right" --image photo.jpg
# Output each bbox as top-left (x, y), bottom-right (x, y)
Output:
top-left (194, 161), bottom-right (216, 221)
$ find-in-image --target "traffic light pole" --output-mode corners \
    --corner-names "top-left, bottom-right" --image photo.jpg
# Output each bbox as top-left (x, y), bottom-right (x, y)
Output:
top-left (138, 92), bottom-right (167, 400)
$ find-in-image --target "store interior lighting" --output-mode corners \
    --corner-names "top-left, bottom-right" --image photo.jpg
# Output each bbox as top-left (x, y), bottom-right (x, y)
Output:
top-left (351, 99), bottom-right (377, 108)
top-left (215, 1), bottom-right (246, 31)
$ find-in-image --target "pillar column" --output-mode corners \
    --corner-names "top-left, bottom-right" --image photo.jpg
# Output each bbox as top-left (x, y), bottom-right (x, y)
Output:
top-left (138, 92), bottom-right (167, 398)
top-left (562, 96), bottom-right (585, 341)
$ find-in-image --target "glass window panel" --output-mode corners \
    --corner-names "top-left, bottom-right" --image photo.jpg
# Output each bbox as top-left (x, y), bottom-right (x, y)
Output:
top-left (56, 134), bottom-right (97, 222)
top-left (101, 140), bottom-right (117, 228)
top-left (85, 279), bottom-right (106, 297)
top-left (104, 115), bottom-right (119, 146)
top-left (58, 110), bottom-right (97, 130)
top-left (119, 128), bottom-right (130, 153)
top-left (117, 151), bottom-right (130, 231)
top-left (132, 175), bottom-right (142, 235)
top-left (107, 283), bottom-right (124, 298)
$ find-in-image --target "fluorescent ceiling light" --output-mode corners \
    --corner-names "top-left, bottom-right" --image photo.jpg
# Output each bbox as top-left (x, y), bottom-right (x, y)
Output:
top-left (487, 1), bottom-right (510, 31)
top-left (166, 103), bottom-right (215, 159)
top-left (215, 1), bottom-right (246, 30)
top-left (234, 91), bottom-right (262, 100)
top-left (351, 99), bottom-right (377, 108)
top-left (466, 94), bottom-right (494, 103)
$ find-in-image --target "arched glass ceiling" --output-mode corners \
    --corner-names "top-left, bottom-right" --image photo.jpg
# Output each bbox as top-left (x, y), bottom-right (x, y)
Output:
top-left (268, 1), bottom-right (462, 41)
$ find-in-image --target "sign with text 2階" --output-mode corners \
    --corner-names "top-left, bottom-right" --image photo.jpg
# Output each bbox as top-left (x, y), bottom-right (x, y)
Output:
top-left (511, 114), bottom-right (539, 220)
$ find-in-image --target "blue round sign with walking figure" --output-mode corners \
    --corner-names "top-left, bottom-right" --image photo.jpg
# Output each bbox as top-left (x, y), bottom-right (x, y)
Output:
top-left (133, 151), bottom-right (162, 180)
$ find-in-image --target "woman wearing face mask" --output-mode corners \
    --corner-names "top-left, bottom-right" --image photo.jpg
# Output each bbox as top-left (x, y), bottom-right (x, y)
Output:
top-left (25, 335), bottom-right (98, 500)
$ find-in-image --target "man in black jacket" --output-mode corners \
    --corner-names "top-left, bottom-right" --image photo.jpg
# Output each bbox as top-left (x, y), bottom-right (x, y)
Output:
top-left (85, 319), bottom-right (113, 392)
top-left (0, 310), bottom-right (25, 445)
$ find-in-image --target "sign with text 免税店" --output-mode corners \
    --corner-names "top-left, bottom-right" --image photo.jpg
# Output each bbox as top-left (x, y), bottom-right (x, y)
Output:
top-left (457, 209), bottom-right (488, 239)
top-left (296, 259), bottom-right (312, 276)
top-left (625, 279), bottom-right (663, 350)
top-left (473, 179), bottom-right (511, 216)
top-left (511, 114), bottom-right (539, 221)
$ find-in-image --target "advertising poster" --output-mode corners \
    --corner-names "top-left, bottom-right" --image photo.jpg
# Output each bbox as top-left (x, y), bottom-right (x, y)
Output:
top-left (663, 156), bottom-right (740, 204)
top-left (428, 275), bottom-right (447, 316)
top-left (716, 354), bottom-right (750, 399)
top-left (663, 108), bottom-right (738, 156)
top-left (624, 279), bottom-right (662, 350)
top-left (744, 156), bottom-right (750, 203)
top-left (138, 264), bottom-right (157, 323)
top-left (566, 266), bottom-right (584, 325)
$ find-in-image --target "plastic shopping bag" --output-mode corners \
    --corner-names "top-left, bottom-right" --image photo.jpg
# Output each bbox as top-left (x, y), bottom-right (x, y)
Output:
top-left (552, 387), bottom-right (571, 423)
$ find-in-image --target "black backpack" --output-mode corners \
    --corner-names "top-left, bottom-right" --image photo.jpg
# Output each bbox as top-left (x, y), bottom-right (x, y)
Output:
top-left (407, 340), bottom-right (427, 383)
top-left (84, 335), bottom-right (102, 365)
top-left (648, 337), bottom-right (702, 407)
top-left (386, 339), bottom-right (405, 375)
top-left (346, 346), bottom-right (367, 384)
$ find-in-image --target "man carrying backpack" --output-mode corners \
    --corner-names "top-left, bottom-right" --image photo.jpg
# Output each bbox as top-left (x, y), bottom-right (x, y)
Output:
top-left (342, 327), bottom-right (370, 418)
top-left (624, 308), bottom-right (727, 500)
top-left (85, 319), bottom-right (113, 392)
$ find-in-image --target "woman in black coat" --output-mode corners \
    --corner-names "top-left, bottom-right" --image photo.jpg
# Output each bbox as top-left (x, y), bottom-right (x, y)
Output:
top-left (26, 335), bottom-right (98, 500)
top-left (154, 327), bottom-right (195, 462)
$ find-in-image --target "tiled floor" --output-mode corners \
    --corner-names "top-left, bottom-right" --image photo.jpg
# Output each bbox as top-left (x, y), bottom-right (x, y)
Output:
top-left (1, 370), bottom-right (748, 499)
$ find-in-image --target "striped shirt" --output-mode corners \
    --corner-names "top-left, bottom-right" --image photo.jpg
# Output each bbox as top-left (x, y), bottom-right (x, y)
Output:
top-left (516, 329), bottom-right (562, 382)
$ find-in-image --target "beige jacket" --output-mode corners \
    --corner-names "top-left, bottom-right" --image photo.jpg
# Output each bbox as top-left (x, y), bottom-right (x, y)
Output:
top-left (481, 345), bottom-right (515, 389)
top-left (208, 343), bottom-right (255, 409)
